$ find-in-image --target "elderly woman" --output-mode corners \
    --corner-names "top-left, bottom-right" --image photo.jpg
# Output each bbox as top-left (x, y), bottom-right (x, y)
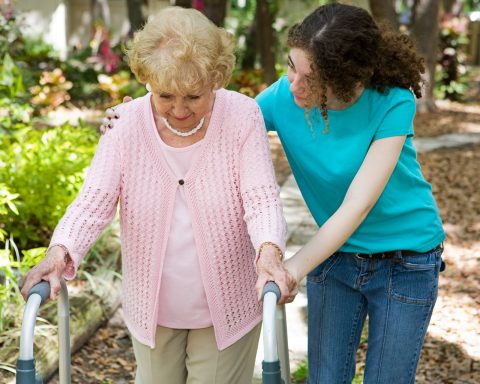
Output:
top-left (21, 7), bottom-right (295, 384)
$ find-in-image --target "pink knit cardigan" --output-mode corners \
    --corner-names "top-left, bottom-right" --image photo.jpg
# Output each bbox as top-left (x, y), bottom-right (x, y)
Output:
top-left (50, 89), bottom-right (287, 350)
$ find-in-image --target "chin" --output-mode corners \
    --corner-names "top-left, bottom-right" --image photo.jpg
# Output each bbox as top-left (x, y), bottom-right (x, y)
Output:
top-left (294, 98), bottom-right (307, 108)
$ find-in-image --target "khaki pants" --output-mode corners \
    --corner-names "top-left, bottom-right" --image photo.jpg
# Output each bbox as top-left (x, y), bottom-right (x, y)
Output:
top-left (131, 324), bottom-right (261, 384)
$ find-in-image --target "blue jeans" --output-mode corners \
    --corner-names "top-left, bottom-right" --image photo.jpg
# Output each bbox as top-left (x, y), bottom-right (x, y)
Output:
top-left (306, 247), bottom-right (443, 384)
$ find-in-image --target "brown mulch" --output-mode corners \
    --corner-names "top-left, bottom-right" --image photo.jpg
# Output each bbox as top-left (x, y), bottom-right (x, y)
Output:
top-left (269, 132), bottom-right (292, 187)
top-left (47, 312), bottom-right (136, 384)
top-left (415, 144), bottom-right (480, 384)
top-left (414, 101), bottom-right (480, 137)
top-left (46, 111), bottom-right (479, 383)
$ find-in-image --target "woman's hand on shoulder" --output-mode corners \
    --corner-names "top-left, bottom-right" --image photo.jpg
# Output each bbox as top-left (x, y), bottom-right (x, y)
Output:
top-left (100, 96), bottom-right (133, 134)
top-left (255, 244), bottom-right (298, 305)
top-left (20, 246), bottom-right (68, 302)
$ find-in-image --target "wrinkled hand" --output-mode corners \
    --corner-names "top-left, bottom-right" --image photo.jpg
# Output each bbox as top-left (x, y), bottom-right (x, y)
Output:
top-left (20, 246), bottom-right (66, 302)
top-left (255, 247), bottom-right (298, 305)
top-left (99, 96), bottom-right (133, 134)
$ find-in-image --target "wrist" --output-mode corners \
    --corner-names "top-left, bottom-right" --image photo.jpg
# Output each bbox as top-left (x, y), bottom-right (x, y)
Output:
top-left (47, 244), bottom-right (69, 265)
top-left (258, 242), bottom-right (284, 262)
top-left (284, 258), bottom-right (302, 283)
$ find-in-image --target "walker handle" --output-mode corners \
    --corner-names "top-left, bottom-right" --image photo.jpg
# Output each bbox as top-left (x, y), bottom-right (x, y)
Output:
top-left (261, 281), bottom-right (281, 302)
top-left (27, 281), bottom-right (51, 305)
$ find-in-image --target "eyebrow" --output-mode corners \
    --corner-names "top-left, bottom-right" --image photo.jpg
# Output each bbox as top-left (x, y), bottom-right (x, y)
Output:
top-left (159, 92), bottom-right (202, 98)
top-left (287, 55), bottom-right (296, 71)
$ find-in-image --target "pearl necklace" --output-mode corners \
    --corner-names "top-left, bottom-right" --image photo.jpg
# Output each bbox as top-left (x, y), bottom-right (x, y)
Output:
top-left (161, 117), bottom-right (205, 137)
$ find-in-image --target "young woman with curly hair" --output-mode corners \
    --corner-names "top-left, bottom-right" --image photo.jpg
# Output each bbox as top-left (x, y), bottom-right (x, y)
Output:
top-left (255, 3), bottom-right (445, 383)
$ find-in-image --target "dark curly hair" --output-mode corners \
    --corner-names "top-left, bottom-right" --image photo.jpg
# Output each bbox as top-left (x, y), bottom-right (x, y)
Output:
top-left (287, 3), bottom-right (425, 126)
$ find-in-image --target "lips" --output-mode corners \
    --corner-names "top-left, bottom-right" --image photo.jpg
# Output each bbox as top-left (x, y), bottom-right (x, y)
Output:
top-left (172, 115), bottom-right (192, 121)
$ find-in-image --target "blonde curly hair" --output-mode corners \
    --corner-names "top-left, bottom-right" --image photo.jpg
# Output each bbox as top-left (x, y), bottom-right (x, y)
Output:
top-left (126, 7), bottom-right (236, 95)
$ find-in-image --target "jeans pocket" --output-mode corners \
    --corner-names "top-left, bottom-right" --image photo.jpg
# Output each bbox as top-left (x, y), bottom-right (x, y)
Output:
top-left (390, 250), bottom-right (442, 306)
top-left (306, 253), bottom-right (341, 284)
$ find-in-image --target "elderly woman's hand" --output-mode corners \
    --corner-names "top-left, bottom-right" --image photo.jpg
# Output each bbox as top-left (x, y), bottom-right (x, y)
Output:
top-left (255, 244), bottom-right (298, 305)
top-left (20, 246), bottom-right (67, 302)
top-left (100, 96), bottom-right (133, 134)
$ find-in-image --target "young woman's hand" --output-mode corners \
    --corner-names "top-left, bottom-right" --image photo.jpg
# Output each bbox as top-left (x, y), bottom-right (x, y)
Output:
top-left (20, 246), bottom-right (67, 301)
top-left (255, 245), bottom-right (298, 305)
top-left (100, 96), bottom-right (133, 133)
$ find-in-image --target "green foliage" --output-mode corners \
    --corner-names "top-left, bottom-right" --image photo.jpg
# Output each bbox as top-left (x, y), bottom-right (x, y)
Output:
top-left (0, 123), bottom-right (98, 249)
top-left (0, 53), bottom-right (24, 98)
top-left (0, 4), bottom-right (61, 94)
top-left (0, 53), bottom-right (36, 135)
top-left (0, 5), bottom-right (25, 59)
top-left (0, 4), bottom-right (124, 346)
top-left (0, 96), bottom-right (33, 132)
top-left (0, 5), bottom-right (144, 110)
top-left (292, 359), bottom-right (308, 383)
top-left (0, 273), bottom-right (22, 332)
top-left (0, 239), bottom-right (27, 333)
top-left (0, 184), bottom-right (19, 243)
top-left (61, 48), bottom-right (109, 107)
top-left (435, 16), bottom-right (470, 101)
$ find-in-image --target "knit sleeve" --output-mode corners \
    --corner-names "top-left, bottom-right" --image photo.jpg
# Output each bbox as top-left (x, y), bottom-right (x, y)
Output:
top-left (239, 103), bottom-right (287, 255)
top-left (49, 129), bottom-right (122, 279)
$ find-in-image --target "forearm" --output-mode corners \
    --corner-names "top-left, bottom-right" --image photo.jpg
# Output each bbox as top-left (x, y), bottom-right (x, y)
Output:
top-left (286, 136), bottom-right (407, 281)
top-left (285, 199), bottom-right (370, 281)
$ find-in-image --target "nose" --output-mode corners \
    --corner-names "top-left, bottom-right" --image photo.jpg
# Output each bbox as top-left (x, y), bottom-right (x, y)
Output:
top-left (289, 74), bottom-right (305, 95)
top-left (171, 101), bottom-right (189, 118)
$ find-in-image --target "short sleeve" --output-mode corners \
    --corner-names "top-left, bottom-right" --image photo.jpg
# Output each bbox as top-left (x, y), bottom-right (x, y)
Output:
top-left (374, 89), bottom-right (416, 141)
top-left (256, 83), bottom-right (278, 132)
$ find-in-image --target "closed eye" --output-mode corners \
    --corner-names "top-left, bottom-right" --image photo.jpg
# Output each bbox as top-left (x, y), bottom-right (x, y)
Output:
top-left (287, 55), bottom-right (296, 71)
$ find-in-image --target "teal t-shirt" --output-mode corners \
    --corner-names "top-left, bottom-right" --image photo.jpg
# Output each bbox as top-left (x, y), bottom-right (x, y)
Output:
top-left (256, 75), bottom-right (445, 253)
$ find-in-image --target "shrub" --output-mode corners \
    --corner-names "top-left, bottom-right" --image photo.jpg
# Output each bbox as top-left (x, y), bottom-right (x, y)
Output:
top-left (0, 123), bottom-right (99, 249)
top-left (435, 15), bottom-right (470, 100)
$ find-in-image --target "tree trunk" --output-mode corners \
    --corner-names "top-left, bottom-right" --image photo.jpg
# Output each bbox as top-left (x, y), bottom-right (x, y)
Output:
top-left (369, 0), bottom-right (398, 29)
top-left (410, 0), bottom-right (440, 112)
top-left (256, 0), bottom-right (277, 84)
top-left (442, 0), bottom-right (463, 15)
top-left (203, 0), bottom-right (228, 26)
top-left (241, 23), bottom-right (257, 69)
top-left (126, 0), bottom-right (148, 36)
top-left (174, 0), bottom-right (192, 7)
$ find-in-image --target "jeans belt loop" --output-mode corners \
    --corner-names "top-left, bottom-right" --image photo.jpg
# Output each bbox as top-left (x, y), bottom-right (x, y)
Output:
top-left (394, 250), bottom-right (403, 262)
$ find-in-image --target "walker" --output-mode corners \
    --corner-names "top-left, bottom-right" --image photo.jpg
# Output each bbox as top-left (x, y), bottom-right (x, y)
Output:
top-left (16, 280), bottom-right (70, 384)
top-left (261, 281), bottom-right (291, 384)
top-left (16, 280), bottom-right (290, 384)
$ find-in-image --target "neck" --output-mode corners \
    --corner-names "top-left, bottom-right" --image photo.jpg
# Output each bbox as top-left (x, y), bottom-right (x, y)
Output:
top-left (327, 85), bottom-right (364, 111)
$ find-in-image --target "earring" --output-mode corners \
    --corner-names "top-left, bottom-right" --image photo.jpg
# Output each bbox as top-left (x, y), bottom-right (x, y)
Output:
top-left (146, 83), bottom-right (152, 92)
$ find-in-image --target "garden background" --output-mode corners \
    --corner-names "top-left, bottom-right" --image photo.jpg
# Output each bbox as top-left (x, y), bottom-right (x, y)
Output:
top-left (1, 0), bottom-right (479, 383)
